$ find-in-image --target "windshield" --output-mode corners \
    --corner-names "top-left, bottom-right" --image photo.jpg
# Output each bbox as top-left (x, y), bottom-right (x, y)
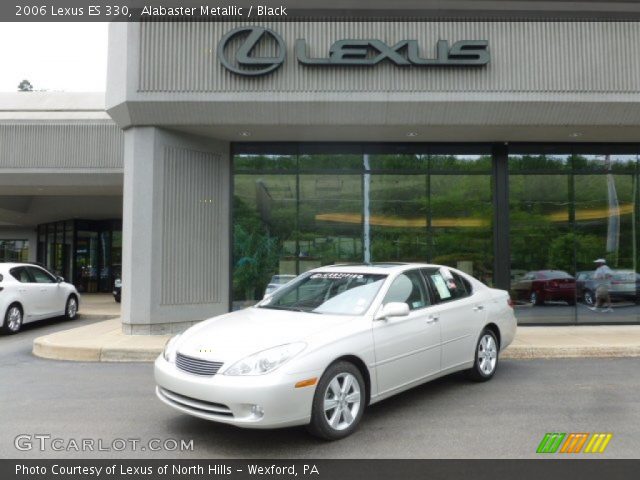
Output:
top-left (258, 272), bottom-right (387, 315)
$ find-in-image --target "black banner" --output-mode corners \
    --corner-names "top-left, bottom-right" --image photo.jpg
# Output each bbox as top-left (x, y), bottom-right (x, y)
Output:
top-left (3, 460), bottom-right (640, 480)
top-left (3, 1), bottom-right (640, 22)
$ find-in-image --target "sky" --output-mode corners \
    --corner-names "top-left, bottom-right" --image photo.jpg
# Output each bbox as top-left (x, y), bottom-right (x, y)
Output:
top-left (0, 22), bottom-right (108, 92)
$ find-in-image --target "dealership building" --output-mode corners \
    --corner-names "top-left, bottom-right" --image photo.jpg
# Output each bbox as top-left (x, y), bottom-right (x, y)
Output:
top-left (3, 7), bottom-right (640, 330)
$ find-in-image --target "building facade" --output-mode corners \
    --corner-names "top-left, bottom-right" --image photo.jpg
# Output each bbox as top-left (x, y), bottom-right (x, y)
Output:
top-left (4, 14), bottom-right (640, 330)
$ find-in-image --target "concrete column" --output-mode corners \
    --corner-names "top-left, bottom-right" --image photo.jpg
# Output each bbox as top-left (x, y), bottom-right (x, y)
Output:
top-left (121, 127), bottom-right (230, 334)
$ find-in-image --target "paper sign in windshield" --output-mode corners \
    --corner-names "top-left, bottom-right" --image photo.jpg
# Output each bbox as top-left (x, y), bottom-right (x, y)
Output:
top-left (310, 273), bottom-right (364, 280)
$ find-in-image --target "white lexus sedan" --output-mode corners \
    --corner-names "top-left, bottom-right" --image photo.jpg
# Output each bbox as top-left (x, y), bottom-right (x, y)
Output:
top-left (0, 263), bottom-right (80, 334)
top-left (155, 263), bottom-right (516, 440)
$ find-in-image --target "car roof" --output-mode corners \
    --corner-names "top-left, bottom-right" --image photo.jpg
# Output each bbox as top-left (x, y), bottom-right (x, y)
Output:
top-left (0, 262), bottom-right (43, 271)
top-left (311, 262), bottom-right (451, 275)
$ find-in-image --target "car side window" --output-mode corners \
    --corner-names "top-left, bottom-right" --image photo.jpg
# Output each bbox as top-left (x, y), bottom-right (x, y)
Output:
top-left (455, 273), bottom-right (473, 296)
top-left (383, 270), bottom-right (430, 311)
top-left (27, 266), bottom-right (56, 284)
top-left (10, 267), bottom-right (32, 283)
top-left (422, 267), bottom-right (469, 303)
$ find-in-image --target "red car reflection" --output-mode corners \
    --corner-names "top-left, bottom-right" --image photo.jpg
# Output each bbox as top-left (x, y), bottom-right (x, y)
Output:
top-left (511, 270), bottom-right (576, 306)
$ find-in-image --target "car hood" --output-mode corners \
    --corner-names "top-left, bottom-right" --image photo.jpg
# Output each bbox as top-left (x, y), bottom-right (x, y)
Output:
top-left (175, 307), bottom-right (355, 364)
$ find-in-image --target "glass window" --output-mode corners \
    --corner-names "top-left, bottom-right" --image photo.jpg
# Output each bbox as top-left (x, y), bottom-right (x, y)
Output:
top-left (423, 267), bottom-right (469, 302)
top-left (298, 172), bottom-right (363, 269)
top-left (259, 272), bottom-right (387, 315)
top-left (0, 240), bottom-right (29, 262)
top-left (233, 172), bottom-right (297, 308)
top-left (10, 267), bottom-right (32, 283)
top-left (368, 174), bottom-right (429, 263)
top-left (509, 150), bottom-right (639, 325)
top-left (430, 174), bottom-right (493, 283)
top-left (430, 153), bottom-right (492, 172)
top-left (233, 145), bottom-right (494, 308)
top-left (27, 266), bottom-right (56, 283)
top-left (383, 270), bottom-right (429, 310)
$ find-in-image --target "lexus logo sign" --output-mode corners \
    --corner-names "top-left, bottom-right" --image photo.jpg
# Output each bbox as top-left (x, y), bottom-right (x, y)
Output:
top-left (218, 27), bottom-right (286, 76)
top-left (218, 26), bottom-right (490, 76)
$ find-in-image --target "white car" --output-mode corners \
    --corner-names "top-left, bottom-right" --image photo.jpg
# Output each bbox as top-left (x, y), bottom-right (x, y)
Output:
top-left (0, 263), bottom-right (80, 334)
top-left (156, 263), bottom-right (516, 440)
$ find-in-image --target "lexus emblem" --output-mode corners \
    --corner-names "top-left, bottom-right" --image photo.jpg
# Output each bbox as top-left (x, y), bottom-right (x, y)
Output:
top-left (218, 26), bottom-right (286, 76)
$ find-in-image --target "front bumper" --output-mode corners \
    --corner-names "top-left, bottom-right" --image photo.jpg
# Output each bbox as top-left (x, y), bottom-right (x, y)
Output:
top-left (154, 356), bottom-right (318, 429)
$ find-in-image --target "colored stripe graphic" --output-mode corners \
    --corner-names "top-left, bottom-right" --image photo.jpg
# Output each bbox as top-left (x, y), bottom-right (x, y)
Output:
top-left (584, 433), bottom-right (613, 453)
top-left (560, 433), bottom-right (589, 453)
top-left (537, 433), bottom-right (566, 453)
top-left (537, 433), bottom-right (613, 454)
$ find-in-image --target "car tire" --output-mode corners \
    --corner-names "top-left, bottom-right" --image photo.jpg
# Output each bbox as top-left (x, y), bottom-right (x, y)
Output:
top-left (530, 291), bottom-right (543, 306)
top-left (65, 295), bottom-right (78, 320)
top-left (307, 361), bottom-right (365, 441)
top-left (584, 290), bottom-right (595, 306)
top-left (467, 329), bottom-right (499, 382)
top-left (114, 296), bottom-right (121, 303)
top-left (1, 303), bottom-right (23, 335)
top-left (567, 298), bottom-right (576, 306)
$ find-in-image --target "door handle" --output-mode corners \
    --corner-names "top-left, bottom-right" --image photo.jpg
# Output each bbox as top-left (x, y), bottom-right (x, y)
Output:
top-left (473, 305), bottom-right (484, 311)
top-left (426, 315), bottom-right (439, 324)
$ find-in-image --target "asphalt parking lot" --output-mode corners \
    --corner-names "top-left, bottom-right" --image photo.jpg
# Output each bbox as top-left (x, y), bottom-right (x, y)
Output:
top-left (1, 315), bottom-right (638, 459)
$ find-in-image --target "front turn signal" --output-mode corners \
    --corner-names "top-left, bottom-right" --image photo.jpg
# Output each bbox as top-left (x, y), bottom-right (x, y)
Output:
top-left (295, 377), bottom-right (318, 388)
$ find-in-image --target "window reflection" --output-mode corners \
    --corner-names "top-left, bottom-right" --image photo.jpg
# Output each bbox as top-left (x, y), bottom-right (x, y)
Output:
top-left (233, 148), bottom-right (493, 308)
top-left (509, 151), bottom-right (639, 324)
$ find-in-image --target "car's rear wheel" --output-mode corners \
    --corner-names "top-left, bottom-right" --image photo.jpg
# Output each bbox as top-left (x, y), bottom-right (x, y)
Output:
top-left (307, 361), bottom-right (365, 440)
top-left (1, 304), bottom-right (23, 334)
top-left (584, 290), bottom-right (595, 306)
top-left (530, 291), bottom-right (543, 306)
top-left (65, 295), bottom-right (78, 320)
top-left (467, 329), bottom-right (499, 382)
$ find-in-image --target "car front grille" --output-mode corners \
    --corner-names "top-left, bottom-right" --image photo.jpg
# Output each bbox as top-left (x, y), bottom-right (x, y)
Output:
top-left (176, 353), bottom-right (223, 376)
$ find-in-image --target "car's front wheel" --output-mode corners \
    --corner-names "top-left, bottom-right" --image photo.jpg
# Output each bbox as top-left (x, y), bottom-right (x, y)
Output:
top-left (1, 304), bottom-right (23, 334)
top-left (65, 295), bottom-right (78, 320)
top-left (307, 361), bottom-right (365, 440)
top-left (467, 329), bottom-right (499, 382)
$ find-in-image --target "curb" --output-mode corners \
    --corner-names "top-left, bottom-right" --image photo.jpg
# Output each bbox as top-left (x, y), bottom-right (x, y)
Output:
top-left (33, 338), bottom-right (162, 362)
top-left (501, 346), bottom-right (640, 359)
top-left (32, 317), bottom-right (167, 363)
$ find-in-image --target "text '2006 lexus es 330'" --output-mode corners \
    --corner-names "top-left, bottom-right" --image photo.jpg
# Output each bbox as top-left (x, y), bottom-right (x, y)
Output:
top-left (155, 263), bottom-right (516, 440)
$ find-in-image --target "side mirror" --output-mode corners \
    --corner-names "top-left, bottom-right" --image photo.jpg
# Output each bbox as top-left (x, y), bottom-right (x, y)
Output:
top-left (375, 302), bottom-right (410, 321)
top-left (56, 276), bottom-right (64, 283)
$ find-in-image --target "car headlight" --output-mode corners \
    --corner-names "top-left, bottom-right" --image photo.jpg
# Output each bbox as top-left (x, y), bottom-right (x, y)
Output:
top-left (223, 343), bottom-right (306, 376)
top-left (163, 334), bottom-right (181, 363)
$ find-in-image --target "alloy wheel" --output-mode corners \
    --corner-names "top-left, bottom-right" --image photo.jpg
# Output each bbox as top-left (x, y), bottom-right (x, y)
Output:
top-left (323, 372), bottom-right (361, 431)
top-left (584, 291), bottom-right (594, 306)
top-left (477, 334), bottom-right (497, 376)
top-left (7, 306), bottom-right (22, 332)
top-left (67, 297), bottom-right (78, 318)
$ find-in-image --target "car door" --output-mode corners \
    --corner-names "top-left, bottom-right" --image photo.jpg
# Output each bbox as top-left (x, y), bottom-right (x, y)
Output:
top-left (422, 267), bottom-right (487, 372)
top-left (372, 269), bottom-right (441, 397)
top-left (26, 266), bottom-right (63, 317)
top-left (9, 267), bottom-right (39, 321)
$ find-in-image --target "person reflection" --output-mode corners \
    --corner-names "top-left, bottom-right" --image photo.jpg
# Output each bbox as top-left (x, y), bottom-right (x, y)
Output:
top-left (590, 258), bottom-right (613, 313)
